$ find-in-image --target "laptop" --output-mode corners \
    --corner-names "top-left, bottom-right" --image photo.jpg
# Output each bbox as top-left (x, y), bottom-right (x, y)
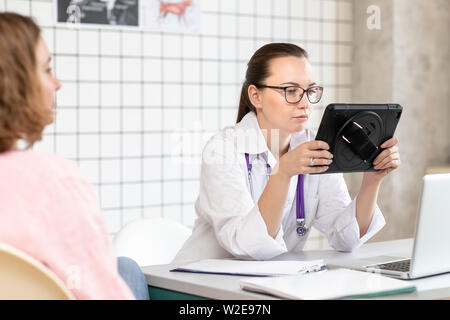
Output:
top-left (329, 173), bottom-right (450, 279)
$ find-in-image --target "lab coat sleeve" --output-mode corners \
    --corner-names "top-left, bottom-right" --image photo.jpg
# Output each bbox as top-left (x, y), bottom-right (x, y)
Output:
top-left (312, 173), bottom-right (386, 251)
top-left (196, 135), bottom-right (288, 260)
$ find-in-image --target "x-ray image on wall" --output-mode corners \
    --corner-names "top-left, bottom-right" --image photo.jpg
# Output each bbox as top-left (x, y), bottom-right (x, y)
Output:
top-left (56, 0), bottom-right (140, 28)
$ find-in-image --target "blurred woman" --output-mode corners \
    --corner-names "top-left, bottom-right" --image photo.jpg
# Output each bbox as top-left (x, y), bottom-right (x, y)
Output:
top-left (0, 12), bottom-right (147, 299)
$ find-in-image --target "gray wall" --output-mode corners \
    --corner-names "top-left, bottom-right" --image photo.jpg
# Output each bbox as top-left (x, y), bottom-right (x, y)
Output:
top-left (346, 0), bottom-right (450, 241)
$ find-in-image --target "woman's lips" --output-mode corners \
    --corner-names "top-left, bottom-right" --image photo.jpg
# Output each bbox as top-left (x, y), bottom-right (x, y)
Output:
top-left (293, 115), bottom-right (308, 121)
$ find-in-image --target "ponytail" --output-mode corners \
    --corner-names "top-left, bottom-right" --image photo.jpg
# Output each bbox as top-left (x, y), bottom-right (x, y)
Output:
top-left (236, 81), bottom-right (255, 123)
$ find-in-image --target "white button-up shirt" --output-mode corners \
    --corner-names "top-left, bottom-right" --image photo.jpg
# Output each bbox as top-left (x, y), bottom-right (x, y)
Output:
top-left (173, 112), bottom-right (385, 263)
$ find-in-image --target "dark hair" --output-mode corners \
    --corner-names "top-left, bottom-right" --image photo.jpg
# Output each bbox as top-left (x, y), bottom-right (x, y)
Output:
top-left (0, 12), bottom-right (51, 153)
top-left (236, 43), bottom-right (309, 123)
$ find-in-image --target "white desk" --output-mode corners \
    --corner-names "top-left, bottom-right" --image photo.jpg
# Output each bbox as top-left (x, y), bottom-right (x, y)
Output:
top-left (142, 238), bottom-right (450, 300)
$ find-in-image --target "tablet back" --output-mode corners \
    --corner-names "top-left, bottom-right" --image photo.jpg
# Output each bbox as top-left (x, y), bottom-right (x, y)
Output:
top-left (314, 103), bottom-right (402, 174)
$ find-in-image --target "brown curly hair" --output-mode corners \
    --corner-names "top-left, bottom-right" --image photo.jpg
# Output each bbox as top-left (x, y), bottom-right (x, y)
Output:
top-left (0, 12), bottom-right (53, 153)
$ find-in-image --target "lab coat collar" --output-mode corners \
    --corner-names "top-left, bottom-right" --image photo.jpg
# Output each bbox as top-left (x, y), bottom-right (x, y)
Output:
top-left (235, 111), bottom-right (308, 169)
top-left (235, 111), bottom-right (268, 155)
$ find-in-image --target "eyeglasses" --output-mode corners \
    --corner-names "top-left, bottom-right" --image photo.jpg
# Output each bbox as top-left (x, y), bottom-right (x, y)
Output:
top-left (255, 84), bottom-right (323, 104)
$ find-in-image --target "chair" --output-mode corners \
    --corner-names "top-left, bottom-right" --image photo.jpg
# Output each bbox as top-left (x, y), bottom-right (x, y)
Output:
top-left (426, 166), bottom-right (450, 174)
top-left (0, 243), bottom-right (74, 300)
top-left (113, 217), bottom-right (192, 267)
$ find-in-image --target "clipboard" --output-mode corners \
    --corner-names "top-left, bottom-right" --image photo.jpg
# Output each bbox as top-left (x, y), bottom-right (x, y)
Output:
top-left (170, 259), bottom-right (326, 277)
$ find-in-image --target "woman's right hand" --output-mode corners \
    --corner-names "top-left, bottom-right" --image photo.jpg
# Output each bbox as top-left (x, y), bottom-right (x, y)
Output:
top-left (277, 140), bottom-right (333, 177)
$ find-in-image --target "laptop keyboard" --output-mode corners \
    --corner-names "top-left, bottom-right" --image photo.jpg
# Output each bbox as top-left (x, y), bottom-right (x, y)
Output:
top-left (370, 259), bottom-right (411, 272)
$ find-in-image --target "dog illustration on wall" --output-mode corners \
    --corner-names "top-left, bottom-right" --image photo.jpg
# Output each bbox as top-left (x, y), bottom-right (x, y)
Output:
top-left (158, 0), bottom-right (193, 25)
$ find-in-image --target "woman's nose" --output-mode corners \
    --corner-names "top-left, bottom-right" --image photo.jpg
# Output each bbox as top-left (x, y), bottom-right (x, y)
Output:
top-left (54, 77), bottom-right (62, 91)
top-left (296, 93), bottom-right (310, 109)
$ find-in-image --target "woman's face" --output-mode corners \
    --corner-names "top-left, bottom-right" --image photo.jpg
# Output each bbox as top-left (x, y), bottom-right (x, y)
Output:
top-left (35, 36), bottom-right (61, 109)
top-left (254, 56), bottom-right (316, 134)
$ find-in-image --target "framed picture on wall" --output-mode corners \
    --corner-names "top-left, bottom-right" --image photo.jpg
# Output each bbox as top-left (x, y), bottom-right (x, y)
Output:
top-left (143, 0), bottom-right (201, 32)
top-left (55, 0), bottom-right (141, 29)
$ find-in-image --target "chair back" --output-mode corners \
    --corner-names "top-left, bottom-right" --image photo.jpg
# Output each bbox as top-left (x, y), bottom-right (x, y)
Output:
top-left (0, 243), bottom-right (74, 300)
top-left (113, 217), bottom-right (192, 266)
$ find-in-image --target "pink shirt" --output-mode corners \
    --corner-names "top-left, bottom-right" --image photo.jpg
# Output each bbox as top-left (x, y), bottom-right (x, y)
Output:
top-left (0, 150), bottom-right (135, 300)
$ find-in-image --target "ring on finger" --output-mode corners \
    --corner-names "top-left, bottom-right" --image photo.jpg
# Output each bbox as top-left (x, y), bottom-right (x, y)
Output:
top-left (310, 157), bottom-right (315, 166)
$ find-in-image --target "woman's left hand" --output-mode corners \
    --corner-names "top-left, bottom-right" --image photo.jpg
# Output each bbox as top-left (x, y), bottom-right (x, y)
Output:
top-left (364, 137), bottom-right (401, 183)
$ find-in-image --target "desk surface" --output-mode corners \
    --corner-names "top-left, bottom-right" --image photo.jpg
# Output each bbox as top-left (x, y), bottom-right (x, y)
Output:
top-left (142, 238), bottom-right (450, 300)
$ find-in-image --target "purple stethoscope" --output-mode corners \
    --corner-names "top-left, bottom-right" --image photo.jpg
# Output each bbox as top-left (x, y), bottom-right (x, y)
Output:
top-left (245, 153), bottom-right (308, 237)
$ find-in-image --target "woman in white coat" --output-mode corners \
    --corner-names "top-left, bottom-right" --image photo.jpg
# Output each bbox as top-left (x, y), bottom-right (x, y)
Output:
top-left (173, 43), bottom-right (401, 263)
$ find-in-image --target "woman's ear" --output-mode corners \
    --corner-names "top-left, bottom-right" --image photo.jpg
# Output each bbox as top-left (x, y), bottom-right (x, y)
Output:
top-left (248, 85), bottom-right (263, 110)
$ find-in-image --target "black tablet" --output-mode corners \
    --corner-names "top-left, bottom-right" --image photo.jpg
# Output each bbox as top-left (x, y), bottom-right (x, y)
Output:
top-left (313, 103), bottom-right (402, 174)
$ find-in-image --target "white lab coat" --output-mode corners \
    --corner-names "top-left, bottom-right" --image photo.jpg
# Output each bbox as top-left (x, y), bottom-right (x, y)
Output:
top-left (173, 112), bottom-right (385, 263)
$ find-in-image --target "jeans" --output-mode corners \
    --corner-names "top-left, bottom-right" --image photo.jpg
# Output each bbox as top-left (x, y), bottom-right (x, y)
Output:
top-left (117, 256), bottom-right (150, 300)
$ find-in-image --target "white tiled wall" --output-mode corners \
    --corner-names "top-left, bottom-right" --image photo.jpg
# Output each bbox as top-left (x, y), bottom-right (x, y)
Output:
top-left (1, 0), bottom-right (353, 250)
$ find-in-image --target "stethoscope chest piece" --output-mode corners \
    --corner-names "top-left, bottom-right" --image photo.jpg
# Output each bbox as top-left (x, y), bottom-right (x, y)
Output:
top-left (296, 219), bottom-right (308, 237)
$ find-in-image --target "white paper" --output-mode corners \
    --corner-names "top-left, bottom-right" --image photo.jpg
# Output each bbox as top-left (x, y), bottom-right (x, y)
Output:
top-left (172, 259), bottom-right (325, 276)
top-left (240, 268), bottom-right (416, 300)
